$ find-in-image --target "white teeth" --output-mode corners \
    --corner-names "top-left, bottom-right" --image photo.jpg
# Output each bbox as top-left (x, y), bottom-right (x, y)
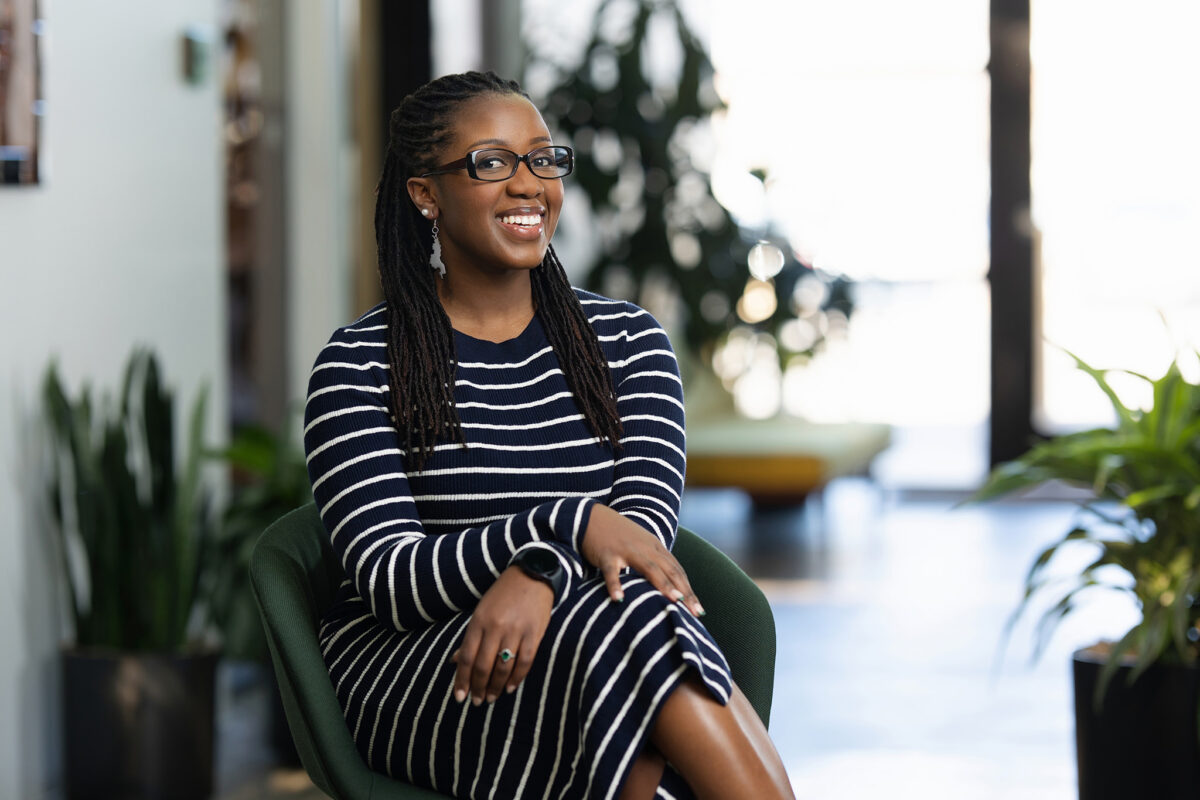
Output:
top-left (500, 214), bottom-right (541, 226)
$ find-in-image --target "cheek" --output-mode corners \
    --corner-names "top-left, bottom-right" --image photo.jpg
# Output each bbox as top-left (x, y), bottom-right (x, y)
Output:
top-left (545, 184), bottom-right (566, 237)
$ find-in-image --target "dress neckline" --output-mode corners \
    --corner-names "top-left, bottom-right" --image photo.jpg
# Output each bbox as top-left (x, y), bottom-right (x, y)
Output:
top-left (452, 313), bottom-right (543, 353)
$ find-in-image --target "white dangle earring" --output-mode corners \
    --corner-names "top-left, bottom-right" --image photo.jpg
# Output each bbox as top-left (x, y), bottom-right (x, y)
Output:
top-left (430, 219), bottom-right (446, 278)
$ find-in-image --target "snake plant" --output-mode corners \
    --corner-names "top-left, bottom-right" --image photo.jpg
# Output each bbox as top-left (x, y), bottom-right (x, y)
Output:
top-left (43, 348), bottom-right (215, 652)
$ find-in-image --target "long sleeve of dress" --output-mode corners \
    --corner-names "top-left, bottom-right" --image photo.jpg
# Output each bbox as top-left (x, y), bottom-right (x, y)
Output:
top-left (304, 320), bottom-right (595, 633)
top-left (593, 300), bottom-right (687, 551)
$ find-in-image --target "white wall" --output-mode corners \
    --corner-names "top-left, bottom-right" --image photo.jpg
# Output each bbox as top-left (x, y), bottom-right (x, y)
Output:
top-left (0, 1), bottom-right (224, 795)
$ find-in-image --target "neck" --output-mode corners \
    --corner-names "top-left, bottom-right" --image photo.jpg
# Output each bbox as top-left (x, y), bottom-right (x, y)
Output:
top-left (437, 268), bottom-right (536, 341)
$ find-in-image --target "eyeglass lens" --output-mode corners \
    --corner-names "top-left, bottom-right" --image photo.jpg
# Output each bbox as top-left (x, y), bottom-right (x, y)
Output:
top-left (472, 147), bottom-right (572, 181)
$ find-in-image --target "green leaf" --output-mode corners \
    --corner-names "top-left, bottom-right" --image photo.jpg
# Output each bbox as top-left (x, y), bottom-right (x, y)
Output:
top-left (1022, 527), bottom-right (1089, 588)
top-left (1185, 485), bottom-right (1200, 511)
top-left (1063, 349), bottom-right (1138, 434)
top-left (1126, 484), bottom-right (1187, 509)
top-left (1129, 611), bottom-right (1169, 685)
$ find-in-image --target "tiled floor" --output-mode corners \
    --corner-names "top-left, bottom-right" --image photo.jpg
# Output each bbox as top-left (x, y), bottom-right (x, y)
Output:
top-left (679, 481), bottom-right (1128, 800)
top-left (218, 478), bottom-right (1123, 798)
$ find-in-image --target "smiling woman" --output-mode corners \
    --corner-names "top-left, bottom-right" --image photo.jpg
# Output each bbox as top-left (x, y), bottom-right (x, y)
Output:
top-left (302, 71), bottom-right (795, 800)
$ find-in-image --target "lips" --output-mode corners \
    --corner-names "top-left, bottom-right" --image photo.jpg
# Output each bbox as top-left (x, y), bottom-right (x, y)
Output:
top-left (496, 208), bottom-right (546, 239)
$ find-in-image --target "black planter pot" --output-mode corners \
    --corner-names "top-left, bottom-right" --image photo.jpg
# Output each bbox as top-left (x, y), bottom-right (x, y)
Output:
top-left (63, 648), bottom-right (219, 800)
top-left (1074, 646), bottom-right (1200, 800)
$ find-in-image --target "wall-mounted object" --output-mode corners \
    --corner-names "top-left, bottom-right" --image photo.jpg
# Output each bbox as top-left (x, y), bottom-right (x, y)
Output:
top-left (181, 25), bottom-right (213, 85)
top-left (0, 0), bottom-right (44, 185)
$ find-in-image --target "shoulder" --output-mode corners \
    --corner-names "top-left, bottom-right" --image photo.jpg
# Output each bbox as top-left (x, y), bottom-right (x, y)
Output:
top-left (572, 288), bottom-right (671, 348)
top-left (308, 303), bottom-right (390, 384)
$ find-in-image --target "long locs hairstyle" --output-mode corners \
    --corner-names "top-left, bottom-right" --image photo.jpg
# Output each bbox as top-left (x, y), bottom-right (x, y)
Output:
top-left (375, 71), bottom-right (623, 470)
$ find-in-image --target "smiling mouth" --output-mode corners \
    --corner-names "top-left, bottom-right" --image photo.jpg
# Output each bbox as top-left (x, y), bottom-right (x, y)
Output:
top-left (499, 214), bottom-right (543, 227)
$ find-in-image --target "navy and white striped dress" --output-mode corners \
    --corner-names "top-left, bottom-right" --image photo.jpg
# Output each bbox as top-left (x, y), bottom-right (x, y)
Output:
top-left (304, 290), bottom-right (732, 800)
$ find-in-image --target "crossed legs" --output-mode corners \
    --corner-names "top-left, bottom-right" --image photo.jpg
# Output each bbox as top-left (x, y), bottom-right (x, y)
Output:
top-left (618, 678), bottom-right (795, 800)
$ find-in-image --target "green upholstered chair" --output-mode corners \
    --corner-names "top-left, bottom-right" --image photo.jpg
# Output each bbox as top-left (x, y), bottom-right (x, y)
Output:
top-left (250, 503), bottom-right (776, 800)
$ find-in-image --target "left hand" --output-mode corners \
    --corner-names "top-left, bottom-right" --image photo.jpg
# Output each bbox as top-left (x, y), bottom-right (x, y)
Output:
top-left (581, 504), bottom-right (705, 617)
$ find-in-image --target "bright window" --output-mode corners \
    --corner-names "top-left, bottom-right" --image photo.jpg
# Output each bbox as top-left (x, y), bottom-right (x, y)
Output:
top-left (1032, 0), bottom-right (1200, 431)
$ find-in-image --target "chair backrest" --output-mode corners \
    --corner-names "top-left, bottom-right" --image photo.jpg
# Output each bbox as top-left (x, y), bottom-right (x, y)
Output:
top-left (673, 525), bottom-right (776, 725)
top-left (251, 504), bottom-right (776, 799)
top-left (250, 505), bottom-right (448, 799)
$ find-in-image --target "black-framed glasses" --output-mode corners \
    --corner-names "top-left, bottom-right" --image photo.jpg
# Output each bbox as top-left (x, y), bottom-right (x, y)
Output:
top-left (420, 146), bottom-right (574, 182)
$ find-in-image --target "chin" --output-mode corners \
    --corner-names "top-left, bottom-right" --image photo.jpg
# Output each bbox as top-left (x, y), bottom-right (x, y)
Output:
top-left (509, 248), bottom-right (548, 271)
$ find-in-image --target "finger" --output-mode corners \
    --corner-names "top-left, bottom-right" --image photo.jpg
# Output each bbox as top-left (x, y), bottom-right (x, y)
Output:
top-left (507, 634), bottom-right (540, 694)
top-left (601, 559), bottom-right (626, 602)
top-left (661, 556), bottom-right (705, 617)
top-left (470, 631), bottom-right (505, 705)
top-left (453, 631), bottom-right (481, 704)
top-left (486, 642), bottom-right (519, 702)
top-left (640, 558), bottom-right (683, 603)
top-left (644, 558), bottom-right (703, 616)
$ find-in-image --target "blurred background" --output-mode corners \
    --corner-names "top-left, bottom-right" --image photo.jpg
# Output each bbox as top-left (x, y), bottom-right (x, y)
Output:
top-left (1, 0), bottom-right (1198, 797)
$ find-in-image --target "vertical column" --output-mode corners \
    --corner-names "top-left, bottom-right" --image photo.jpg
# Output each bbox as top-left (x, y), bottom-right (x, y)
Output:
top-left (250, 0), bottom-right (289, 430)
top-left (989, 0), bottom-right (1034, 465)
top-left (480, 0), bottom-right (524, 80)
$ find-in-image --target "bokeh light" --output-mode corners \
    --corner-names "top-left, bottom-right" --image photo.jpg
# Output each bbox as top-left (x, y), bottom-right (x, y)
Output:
top-left (736, 278), bottom-right (777, 324)
top-left (747, 241), bottom-right (785, 280)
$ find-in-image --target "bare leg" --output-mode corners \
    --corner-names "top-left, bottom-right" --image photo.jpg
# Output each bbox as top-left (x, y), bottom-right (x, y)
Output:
top-left (618, 746), bottom-right (665, 800)
top-left (649, 678), bottom-right (795, 800)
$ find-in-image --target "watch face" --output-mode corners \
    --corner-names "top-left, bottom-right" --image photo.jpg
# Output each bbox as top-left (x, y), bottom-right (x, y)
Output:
top-left (522, 548), bottom-right (560, 576)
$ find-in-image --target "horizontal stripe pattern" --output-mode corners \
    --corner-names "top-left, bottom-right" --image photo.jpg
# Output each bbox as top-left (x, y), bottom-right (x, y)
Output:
top-left (304, 289), bottom-right (730, 799)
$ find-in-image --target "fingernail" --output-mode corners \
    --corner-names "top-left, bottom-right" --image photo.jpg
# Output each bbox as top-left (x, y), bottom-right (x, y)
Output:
top-left (454, 689), bottom-right (466, 703)
top-left (486, 693), bottom-right (498, 703)
top-left (507, 685), bottom-right (516, 694)
top-left (613, 592), bottom-right (624, 603)
top-left (696, 605), bottom-right (707, 617)
top-left (471, 695), bottom-right (482, 707)
top-left (673, 590), bottom-right (685, 602)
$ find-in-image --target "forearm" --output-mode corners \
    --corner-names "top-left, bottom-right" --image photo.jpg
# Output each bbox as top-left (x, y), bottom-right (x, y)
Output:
top-left (329, 495), bottom-right (595, 631)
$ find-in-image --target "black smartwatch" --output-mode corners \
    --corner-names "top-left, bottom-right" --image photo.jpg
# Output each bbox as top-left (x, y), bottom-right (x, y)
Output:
top-left (511, 547), bottom-right (565, 598)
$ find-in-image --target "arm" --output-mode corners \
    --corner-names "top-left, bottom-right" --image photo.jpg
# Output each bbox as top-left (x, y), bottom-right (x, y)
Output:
top-left (601, 302), bottom-right (687, 550)
top-left (304, 324), bottom-right (592, 633)
top-left (574, 302), bottom-right (704, 616)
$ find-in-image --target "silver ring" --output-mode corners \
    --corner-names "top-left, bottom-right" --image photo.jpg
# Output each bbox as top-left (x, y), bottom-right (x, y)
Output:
top-left (498, 648), bottom-right (514, 663)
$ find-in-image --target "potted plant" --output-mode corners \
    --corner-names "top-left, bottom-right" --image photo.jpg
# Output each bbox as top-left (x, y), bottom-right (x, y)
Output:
top-left (43, 348), bottom-right (219, 800)
top-left (207, 416), bottom-right (311, 763)
top-left (972, 350), bottom-right (1200, 799)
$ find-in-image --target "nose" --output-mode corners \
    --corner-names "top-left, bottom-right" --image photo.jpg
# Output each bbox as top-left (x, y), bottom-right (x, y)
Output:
top-left (507, 159), bottom-right (543, 196)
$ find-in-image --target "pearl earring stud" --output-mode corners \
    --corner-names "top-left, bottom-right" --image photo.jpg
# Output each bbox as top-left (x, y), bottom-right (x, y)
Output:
top-left (421, 208), bottom-right (430, 217)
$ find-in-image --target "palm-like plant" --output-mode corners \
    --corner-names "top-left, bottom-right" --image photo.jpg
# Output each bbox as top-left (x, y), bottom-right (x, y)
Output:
top-left (207, 418), bottom-right (311, 662)
top-left (973, 350), bottom-right (1200, 697)
top-left (43, 349), bottom-right (214, 651)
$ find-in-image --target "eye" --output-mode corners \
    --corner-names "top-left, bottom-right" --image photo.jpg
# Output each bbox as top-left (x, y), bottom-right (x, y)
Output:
top-left (478, 155), bottom-right (509, 170)
top-left (473, 150), bottom-right (515, 174)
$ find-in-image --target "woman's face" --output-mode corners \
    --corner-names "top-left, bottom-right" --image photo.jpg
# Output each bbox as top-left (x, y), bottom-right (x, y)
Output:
top-left (419, 93), bottom-right (565, 276)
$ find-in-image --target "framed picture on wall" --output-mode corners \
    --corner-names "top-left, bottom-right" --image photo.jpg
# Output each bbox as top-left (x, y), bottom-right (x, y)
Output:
top-left (1, 0), bottom-right (42, 185)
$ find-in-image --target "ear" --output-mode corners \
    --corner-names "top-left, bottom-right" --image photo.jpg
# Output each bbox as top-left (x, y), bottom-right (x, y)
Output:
top-left (406, 177), bottom-right (438, 219)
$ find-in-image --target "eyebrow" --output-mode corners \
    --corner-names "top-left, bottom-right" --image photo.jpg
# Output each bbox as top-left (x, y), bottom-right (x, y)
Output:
top-left (465, 135), bottom-right (553, 150)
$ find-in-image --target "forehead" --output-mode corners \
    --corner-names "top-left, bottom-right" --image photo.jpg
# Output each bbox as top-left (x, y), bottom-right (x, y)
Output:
top-left (444, 93), bottom-right (552, 153)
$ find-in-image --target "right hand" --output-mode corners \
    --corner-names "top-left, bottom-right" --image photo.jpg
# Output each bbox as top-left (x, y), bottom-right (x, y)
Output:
top-left (451, 565), bottom-right (554, 705)
top-left (580, 505), bottom-right (705, 618)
